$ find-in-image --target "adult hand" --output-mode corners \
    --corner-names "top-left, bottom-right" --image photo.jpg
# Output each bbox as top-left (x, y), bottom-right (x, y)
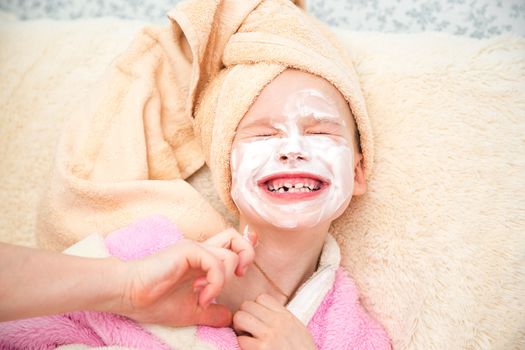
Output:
top-left (233, 294), bottom-right (317, 350)
top-left (116, 228), bottom-right (256, 327)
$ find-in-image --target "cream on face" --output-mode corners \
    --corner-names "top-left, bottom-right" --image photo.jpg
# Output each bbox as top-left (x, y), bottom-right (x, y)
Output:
top-left (231, 85), bottom-right (355, 229)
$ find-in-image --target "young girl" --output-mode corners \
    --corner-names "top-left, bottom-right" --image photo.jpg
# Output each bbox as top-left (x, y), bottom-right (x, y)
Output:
top-left (216, 68), bottom-right (388, 349)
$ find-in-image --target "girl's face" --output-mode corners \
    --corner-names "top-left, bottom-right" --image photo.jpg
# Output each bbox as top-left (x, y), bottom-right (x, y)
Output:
top-left (230, 69), bottom-right (358, 230)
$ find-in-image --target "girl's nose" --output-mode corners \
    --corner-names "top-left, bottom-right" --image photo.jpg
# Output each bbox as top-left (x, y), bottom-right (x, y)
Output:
top-left (277, 151), bottom-right (308, 162)
top-left (276, 139), bottom-right (310, 163)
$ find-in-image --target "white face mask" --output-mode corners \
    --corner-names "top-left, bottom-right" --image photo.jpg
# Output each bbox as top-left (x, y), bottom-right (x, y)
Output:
top-left (230, 89), bottom-right (355, 229)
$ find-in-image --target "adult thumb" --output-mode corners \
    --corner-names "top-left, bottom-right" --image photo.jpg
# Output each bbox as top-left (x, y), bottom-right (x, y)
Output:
top-left (196, 303), bottom-right (233, 327)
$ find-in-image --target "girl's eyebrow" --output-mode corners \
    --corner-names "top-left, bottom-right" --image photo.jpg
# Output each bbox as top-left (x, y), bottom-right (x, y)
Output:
top-left (240, 121), bottom-right (273, 129)
top-left (239, 117), bottom-right (277, 129)
top-left (301, 114), bottom-right (344, 126)
top-left (240, 114), bottom-right (344, 129)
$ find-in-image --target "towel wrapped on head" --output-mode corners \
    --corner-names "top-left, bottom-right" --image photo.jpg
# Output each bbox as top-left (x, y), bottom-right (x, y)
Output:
top-left (37, 0), bottom-right (372, 249)
top-left (191, 0), bottom-right (373, 213)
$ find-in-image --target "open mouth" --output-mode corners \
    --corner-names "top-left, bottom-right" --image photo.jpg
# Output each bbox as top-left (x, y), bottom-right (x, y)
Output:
top-left (257, 172), bottom-right (329, 200)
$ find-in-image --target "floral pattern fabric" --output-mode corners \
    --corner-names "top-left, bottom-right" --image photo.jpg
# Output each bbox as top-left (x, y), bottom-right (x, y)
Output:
top-left (0, 0), bottom-right (524, 38)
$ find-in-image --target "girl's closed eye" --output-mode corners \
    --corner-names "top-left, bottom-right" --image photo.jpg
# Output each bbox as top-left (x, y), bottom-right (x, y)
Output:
top-left (256, 130), bottom-right (279, 137)
top-left (237, 126), bottom-right (280, 140)
top-left (306, 129), bottom-right (332, 135)
top-left (305, 124), bottom-right (344, 137)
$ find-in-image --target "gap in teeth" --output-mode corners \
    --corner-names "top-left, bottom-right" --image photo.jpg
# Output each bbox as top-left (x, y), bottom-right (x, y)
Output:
top-left (266, 179), bottom-right (321, 193)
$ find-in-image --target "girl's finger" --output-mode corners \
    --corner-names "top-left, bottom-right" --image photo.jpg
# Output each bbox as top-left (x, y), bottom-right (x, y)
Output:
top-left (233, 310), bottom-right (268, 339)
top-left (255, 293), bottom-right (286, 313)
top-left (239, 300), bottom-right (275, 324)
top-left (237, 335), bottom-right (260, 350)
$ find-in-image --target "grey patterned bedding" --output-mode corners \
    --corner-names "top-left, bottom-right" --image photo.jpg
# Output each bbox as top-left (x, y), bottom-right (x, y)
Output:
top-left (1, 0), bottom-right (524, 39)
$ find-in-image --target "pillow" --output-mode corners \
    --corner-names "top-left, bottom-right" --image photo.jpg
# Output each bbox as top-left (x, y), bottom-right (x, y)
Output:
top-left (0, 16), bottom-right (523, 349)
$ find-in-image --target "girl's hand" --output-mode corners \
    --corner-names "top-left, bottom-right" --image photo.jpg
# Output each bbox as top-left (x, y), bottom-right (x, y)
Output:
top-left (116, 228), bottom-right (255, 327)
top-left (233, 294), bottom-right (317, 350)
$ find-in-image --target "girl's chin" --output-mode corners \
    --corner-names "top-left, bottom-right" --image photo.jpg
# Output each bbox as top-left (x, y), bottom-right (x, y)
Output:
top-left (239, 201), bottom-right (350, 230)
top-left (242, 209), bottom-right (336, 230)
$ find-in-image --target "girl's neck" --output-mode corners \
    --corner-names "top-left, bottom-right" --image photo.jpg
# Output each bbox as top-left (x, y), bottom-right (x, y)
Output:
top-left (217, 219), bottom-right (329, 312)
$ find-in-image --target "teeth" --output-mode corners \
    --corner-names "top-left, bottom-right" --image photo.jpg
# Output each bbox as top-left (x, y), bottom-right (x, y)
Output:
top-left (266, 186), bottom-right (316, 193)
top-left (270, 180), bottom-right (283, 189)
top-left (265, 178), bottom-right (323, 193)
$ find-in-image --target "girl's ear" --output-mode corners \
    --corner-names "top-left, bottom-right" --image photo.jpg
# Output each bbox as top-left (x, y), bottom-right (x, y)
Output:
top-left (352, 154), bottom-right (367, 196)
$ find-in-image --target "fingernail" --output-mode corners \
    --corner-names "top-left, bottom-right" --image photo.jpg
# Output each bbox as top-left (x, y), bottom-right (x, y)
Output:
top-left (194, 279), bottom-right (208, 289)
top-left (249, 231), bottom-right (258, 247)
top-left (202, 299), bottom-right (211, 309)
top-left (242, 225), bottom-right (250, 241)
top-left (243, 225), bottom-right (258, 247)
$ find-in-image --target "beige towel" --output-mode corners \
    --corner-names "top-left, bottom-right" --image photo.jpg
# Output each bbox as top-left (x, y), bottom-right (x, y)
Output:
top-left (36, 0), bottom-right (373, 250)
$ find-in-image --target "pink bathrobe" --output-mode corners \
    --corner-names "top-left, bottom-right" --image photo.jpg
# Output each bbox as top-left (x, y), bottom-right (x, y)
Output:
top-left (0, 216), bottom-right (391, 349)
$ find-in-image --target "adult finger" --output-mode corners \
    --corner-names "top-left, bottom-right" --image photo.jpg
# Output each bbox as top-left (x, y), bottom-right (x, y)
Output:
top-left (204, 228), bottom-right (256, 276)
top-left (181, 241), bottom-right (227, 308)
top-left (202, 246), bottom-right (239, 283)
top-left (194, 303), bottom-right (233, 327)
